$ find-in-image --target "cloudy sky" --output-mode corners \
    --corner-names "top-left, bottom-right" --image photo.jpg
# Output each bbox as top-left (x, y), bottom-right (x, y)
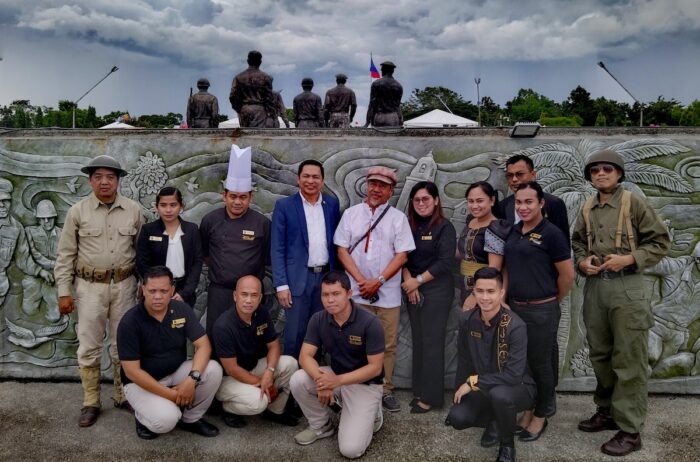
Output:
top-left (0, 0), bottom-right (699, 124)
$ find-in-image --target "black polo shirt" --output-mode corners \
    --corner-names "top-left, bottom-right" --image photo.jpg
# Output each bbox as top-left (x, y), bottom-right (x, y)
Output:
top-left (504, 218), bottom-right (570, 301)
top-left (199, 207), bottom-right (271, 288)
top-left (304, 302), bottom-right (385, 384)
top-left (117, 300), bottom-right (205, 385)
top-left (212, 306), bottom-right (279, 372)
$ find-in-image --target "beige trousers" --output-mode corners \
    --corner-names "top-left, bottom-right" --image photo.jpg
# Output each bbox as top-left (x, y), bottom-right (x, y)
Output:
top-left (290, 367), bottom-right (382, 459)
top-left (124, 360), bottom-right (223, 434)
top-left (356, 303), bottom-right (400, 393)
top-left (75, 275), bottom-right (137, 368)
top-left (215, 355), bottom-right (298, 415)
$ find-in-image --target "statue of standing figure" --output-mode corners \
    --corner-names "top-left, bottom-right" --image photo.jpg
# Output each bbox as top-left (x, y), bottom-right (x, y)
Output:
top-left (21, 199), bottom-right (63, 323)
top-left (187, 78), bottom-right (219, 128)
top-left (292, 78), bottom-right (323, 128)
top-left (324, 73), bottom-right (357, 128)
top-left (229, 50), bottom-right (274, 128)
top-left (365, 61), bottom-right (403, 127)
top-left (266, 88), bottom-right (291, 128)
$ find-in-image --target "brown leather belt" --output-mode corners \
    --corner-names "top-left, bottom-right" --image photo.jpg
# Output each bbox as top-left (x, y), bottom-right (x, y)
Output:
top-left (511, 296), bottom-right (558, 306)
top-left (76, 264), bottom-right (135, 284)
top-left (591, 267), bottom-right (636, 280)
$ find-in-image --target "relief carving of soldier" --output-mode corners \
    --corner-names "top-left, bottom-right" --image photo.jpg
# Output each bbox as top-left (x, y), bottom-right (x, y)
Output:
top-left (21, 199), bottom-right (62, 323)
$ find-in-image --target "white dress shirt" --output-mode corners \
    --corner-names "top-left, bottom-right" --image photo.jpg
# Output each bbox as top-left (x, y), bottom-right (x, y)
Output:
top-left (164, 226), bottom-right (185, 278)
top-left (301, 192), bottom-right (329, 267)
top-left (333, 201), bottom-right (415, 308)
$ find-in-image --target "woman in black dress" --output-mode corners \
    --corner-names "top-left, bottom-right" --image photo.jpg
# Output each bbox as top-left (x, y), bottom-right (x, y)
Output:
top-left (401, 181), bottom-right (456, 413)
top-left (136, 186), bottom-right (203, 306)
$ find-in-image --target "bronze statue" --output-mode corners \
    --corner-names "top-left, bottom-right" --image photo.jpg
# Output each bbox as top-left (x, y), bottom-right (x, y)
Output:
top-left (292, 78), bottom-right (323, 128)
top-left (229, 50), bottom-right (274, 128)
top-left (365, 61), bottom-right (403, 127)
top-left (186, 78), bottom-right (219, 128)
top-left (266, 90), bottom-right (290, 128)
top-left (324, 73), bottom-right (357, 128)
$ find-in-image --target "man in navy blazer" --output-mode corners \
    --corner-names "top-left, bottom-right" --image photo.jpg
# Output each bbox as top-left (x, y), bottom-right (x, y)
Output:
top-left (271, 160), bottom-right (340, 358)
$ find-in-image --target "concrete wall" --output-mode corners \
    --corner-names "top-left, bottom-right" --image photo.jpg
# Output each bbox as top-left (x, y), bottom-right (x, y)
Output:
top-left (1, 126), bottom-right (699, 393)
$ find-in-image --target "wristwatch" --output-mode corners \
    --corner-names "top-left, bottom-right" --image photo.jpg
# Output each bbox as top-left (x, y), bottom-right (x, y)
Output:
top-left (188, 370), bottom-right (202, 384)
top-left (266, 366), bottom-right (276, 373)
top-left (378, 275), bottom-right (386, 286)
top-left (416, 274), bottom-right (424, 285)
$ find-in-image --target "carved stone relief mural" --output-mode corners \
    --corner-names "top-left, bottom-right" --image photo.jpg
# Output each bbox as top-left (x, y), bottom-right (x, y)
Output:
top-left (0, 130), bottom-right (698, 393)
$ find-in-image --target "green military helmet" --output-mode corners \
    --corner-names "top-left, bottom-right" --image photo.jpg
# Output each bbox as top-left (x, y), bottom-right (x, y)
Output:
top-left (584, 149), bottom-right (625, 182)
top-left (0, 178), bottom-right (13, 200)
top-left (35, 199), bottom-right (57, 218)
top-left (80, 155), bottom-right (128, 177)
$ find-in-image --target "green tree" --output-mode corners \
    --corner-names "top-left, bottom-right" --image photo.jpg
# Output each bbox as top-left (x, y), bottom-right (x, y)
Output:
top-left (592, 97), bottom-right (632, 127)
top-left (645, 96), bottom-right (682, 126)
top-left (678, 100), bottom-right (700, 126)
top-left (478, 96), bottom-right (503, 127)
top-left (506, 88), bottom-right (559, 123)
top-left (562, 86), bottom-right (597, 125)
top-left (401, 86), bottom-right (478, 121)
top-left (595, 112), bottom-right (606, 127)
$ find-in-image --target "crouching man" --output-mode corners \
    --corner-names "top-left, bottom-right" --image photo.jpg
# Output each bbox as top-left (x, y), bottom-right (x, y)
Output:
top-left (117, 265), bottom-right (222, 439)
top-left (446, 268), bottom-right (536, 462)
top-left (213, 275), bottom-right (299, 428)
top-left (290, 270), bottom-right (384, 459)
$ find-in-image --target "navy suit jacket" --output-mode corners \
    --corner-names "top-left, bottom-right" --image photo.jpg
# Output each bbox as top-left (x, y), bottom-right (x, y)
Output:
top-left (271, 192), bottom-right (340, 296)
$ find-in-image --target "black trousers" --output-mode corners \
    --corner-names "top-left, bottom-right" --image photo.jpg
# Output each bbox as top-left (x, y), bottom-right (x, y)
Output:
top-left (447, 384), bottom-right (535, 445)
top-left (174, 278), bottom-right (196, 307)
top-left (406, 282), bottom-right (452, 407)
top-left (510, 299), bottom-right (560, 417)
top-left (206, 283), bottom-right (235, 359)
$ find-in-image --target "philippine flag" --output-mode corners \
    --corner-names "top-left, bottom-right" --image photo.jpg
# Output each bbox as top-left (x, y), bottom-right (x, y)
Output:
top-left (370, 56), bottom-right (380, 79)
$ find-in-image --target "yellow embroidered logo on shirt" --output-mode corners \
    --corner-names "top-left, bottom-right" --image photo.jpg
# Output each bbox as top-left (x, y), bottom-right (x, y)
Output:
top-left (256, 323), bottom-right (268, 336)
top-left (349, 335), bottom-right (363, 345)
top-left (171, 318), bottom-right (186, 329)
top-left (242, 230), bottom-right (255, 241)
top-left (470, 331), bottom-right (482, 338)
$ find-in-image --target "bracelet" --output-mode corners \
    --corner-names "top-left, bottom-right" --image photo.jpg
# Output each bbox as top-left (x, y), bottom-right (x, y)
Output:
top-left (468, 374), bottom-right (480, 391)
top-left (266, 366), bottom-right (275, 374)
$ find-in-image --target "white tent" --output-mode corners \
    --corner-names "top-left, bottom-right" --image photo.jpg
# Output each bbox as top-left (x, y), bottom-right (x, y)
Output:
top-left (218, 117), bottom-right (295, 128)
top-left (99, 121), bottom-right (138, 129)
top-left (404, 109), bottom-right (478, 128)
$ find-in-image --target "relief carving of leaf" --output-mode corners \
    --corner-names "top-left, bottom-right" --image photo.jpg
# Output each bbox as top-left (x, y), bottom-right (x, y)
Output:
top-left (625, 163), bottom-right (693, 193)
top-left (516, 143), bottom-right (585, 173)
top-left (577, 139), bottom-right (605, 159)
top-left (608, 138), bottom-right (691, 161)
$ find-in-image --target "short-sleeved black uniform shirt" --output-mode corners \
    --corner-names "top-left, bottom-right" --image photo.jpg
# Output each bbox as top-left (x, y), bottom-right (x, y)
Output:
top-left (304, 302), bottom-right (385, 384)
top-left (117, 300), bottom-right (206, 385)
top-left (504, 218), bottom-right (570, 301)
top-left (212, 306), bottom-right (279, 372)
top-left (199, 208), bottom-right (271, 288)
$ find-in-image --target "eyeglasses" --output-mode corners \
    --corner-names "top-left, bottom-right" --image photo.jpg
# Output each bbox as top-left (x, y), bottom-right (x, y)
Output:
top-left (589, 164), bottom-right (616, 175)
top-left (412, 196), bottom-right (433, 204)
top-left (505, 171), bottom-right (529, 180)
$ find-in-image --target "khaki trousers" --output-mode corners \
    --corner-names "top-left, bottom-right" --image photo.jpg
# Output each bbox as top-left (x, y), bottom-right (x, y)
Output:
top-left (216, 355), bottom-right (298, 415)
top-left (357, 303), bottom-right (399, 393)
top-left (290, 367), bottom-right (382, 459)
top-left (124, 360), bottom-right (223, 434)
top-left (75, 275), bottom-right (137, 368)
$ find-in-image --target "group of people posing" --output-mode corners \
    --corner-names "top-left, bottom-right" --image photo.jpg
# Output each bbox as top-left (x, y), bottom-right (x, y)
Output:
top-left (53, 146), bottom-right (669, 462)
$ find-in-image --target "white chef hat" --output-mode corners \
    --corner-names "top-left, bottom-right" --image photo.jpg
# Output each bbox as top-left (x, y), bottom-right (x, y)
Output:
top-left (225, 144), bottom-right (252, 192)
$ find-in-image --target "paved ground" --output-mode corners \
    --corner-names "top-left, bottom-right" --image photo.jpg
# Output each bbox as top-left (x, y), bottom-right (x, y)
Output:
top-left (0, 381), bottom-right (697, 461)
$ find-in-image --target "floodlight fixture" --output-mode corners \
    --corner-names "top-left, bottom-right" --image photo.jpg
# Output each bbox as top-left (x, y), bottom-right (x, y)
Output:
top-left (509, 122), bottom-right (541, 138)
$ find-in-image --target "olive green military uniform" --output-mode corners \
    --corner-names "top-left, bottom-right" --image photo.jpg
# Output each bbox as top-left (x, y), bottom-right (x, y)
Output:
top-left (572, 186), bottom-right (669, 433)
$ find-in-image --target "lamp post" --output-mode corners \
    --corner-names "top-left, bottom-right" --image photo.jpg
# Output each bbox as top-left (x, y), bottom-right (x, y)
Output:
top-left (72, 66), bottom-right (119, 129)
top-left (597, 61), bottom-right (643, 127)
top-left (474, 78), bottom-right (481, 127)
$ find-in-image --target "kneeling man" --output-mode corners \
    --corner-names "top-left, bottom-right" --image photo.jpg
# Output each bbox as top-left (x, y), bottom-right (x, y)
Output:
top-left (118, 266), bottom-right (222, 439)
top-left (290, 270), bottom-right (384, 459)
top-left (446, 267), bottom-right (536, 462)
top-left (213, 275), bottom-right (299, 428)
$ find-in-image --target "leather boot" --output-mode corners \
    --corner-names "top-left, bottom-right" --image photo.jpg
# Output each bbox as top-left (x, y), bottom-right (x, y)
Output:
top-left (112, 362), bottom-right (132, 411)
top-left (78, 366), bottom-right (101, 427)
top-left (601, 431), bottom-right (642, 456)
top-left (578, 407), bottom-right (620, 432)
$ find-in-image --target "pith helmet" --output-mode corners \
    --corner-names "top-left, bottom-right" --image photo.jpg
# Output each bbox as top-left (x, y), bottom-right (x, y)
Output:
top-left (584, 149), bottom-right (625, 182)
top-left (80, 155), bottom-right (127, 177)
top-left (35, 200), bottom-right (57, 218)
top-left (0, 178), bottom-right (13, 200)
top-left (196, 78), bottom-right (210, 88)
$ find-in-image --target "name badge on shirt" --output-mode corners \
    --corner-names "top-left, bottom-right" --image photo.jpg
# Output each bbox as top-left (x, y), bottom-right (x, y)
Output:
top-left (349, 335), bottom-right (363, 345)
top-left (256, 323), bottom-right (268, 336)
top-left (470, 331), bottom-right (482, 338)
top-left (242, 229), bottom-right (255, 241)
top-left (149, 236), bottom-right (163, 242)
top-left (171, 318), bottom-right (186, 329)
top-left (421, 235), bottom-right (433, 241)
top-left (529, 233), bottom-right (542, 245)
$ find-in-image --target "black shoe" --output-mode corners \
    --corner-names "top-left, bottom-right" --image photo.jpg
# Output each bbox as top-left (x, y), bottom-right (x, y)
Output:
top-left (410, 401), bottom-right (432, 414)
top-left (178, 419), bottom-right (219, 437)
top-left (519, 419), bottom-right (548, 442)
top-left (409, 397), bottom-right (420, 408)
top-left (513, 425), bottom-right (525, 436)
top-left (285, 396), bottom-right (304, 419)
top-left (223, 412), bottom-right (247, 428)
top-left (262, 410), bottom-right (299, 427)
top-left (382, 394), bottom-right (401, 412)
top-left (480, 421), bottom-right (499, 448)
top-left (135, 418), bottom-right (158, 440)
top-left (496, 445), bottom-right (515, 462)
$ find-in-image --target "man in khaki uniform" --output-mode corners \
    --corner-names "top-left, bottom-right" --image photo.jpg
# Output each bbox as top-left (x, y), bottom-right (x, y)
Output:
top-left (54, 155), bottom-right (145, 427)
top-left (572, 149), bottom-right (670, 456)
